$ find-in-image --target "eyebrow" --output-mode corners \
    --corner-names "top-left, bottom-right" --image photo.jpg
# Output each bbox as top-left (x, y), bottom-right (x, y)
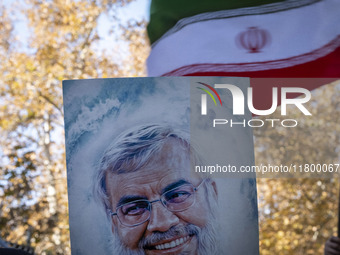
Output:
top-left (161, 179), bottom-right (190, 194)
top-left (117, 195), bottom-right (148, 208)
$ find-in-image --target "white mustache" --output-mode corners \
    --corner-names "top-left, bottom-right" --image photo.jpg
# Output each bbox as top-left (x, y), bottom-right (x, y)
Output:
top-left (139, 224), bottom-right (200, 249)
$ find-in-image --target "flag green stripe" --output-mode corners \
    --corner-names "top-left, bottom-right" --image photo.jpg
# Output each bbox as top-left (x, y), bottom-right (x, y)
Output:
top-left (147, 0), bottom-right (286, 44)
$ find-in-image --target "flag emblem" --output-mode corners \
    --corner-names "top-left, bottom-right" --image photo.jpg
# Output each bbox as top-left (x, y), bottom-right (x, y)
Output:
top-left (237, 27), bottom-right (271, 53)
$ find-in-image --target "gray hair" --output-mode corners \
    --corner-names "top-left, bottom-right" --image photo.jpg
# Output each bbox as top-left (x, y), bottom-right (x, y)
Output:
top-left (93, 123), bottom-right (206, 213)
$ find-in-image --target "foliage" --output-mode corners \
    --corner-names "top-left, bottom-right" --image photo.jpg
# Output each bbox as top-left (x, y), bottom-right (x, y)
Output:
top-left (0, 0), bottom-right (148, 254)
top-left (0, 0), bottom-right (339, 254)
top-left (255, 81), bottom-right (340, 254)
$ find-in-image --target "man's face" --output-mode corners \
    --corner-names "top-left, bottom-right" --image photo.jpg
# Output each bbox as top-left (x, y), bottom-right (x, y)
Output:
top-left (106, 138), bottom-right (216, 255)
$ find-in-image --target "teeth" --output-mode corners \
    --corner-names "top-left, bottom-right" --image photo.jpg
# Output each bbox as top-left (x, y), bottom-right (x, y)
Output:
top-left (154, 236), bottom-right (189, 250)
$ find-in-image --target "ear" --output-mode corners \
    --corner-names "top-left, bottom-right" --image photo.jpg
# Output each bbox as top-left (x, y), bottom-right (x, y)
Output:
top-left (210, 180), bottom-right (218, 198)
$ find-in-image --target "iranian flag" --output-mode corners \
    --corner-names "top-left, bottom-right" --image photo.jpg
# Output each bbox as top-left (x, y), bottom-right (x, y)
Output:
top-left (147, 0), bottom-right (340, 78)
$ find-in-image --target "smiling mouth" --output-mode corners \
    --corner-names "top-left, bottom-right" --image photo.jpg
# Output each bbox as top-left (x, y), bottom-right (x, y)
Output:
top-left (153, 235), bottom-right (190, 251)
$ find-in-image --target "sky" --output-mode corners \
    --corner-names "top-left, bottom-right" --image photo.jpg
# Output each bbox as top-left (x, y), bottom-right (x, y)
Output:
top-left (95, 0), bottom-right (150, 57)
top-left (4, 0), bottom-right (150, 54)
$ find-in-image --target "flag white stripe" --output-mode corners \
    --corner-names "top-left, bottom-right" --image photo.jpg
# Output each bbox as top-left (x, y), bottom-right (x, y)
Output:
top-left (147, 0), bottom-right (340, 76)
top-left (162, 36), bottom-right (340, 76)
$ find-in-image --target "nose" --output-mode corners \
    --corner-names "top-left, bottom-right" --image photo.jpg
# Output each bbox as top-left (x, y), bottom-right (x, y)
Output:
top-left (147, 201), bottom-right (180, 233)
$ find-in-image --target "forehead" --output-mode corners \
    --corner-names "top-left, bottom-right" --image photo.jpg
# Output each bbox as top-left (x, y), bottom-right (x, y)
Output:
top-left (105, 139), bottom-right (199, 205)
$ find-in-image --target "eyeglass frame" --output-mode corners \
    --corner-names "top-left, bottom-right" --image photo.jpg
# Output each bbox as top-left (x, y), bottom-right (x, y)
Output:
top-left (109, 178), bottom-right (208, 227)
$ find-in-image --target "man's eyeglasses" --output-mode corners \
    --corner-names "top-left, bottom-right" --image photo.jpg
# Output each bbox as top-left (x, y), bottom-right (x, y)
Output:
top-left (109, 179), bottom-right (207, 227)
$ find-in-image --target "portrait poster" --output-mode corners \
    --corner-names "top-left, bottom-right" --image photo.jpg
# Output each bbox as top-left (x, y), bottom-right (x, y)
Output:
top-left (62, 77), bottom-right (259, 255)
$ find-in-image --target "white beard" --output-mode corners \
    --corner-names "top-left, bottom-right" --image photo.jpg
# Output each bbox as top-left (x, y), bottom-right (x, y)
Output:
top-left (108, 234), bottom-right (144, 255)
top-left (108, 214), bottom-right (218, 255)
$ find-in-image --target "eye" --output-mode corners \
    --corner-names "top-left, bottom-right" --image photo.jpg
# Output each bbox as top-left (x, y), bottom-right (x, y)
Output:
top-left (164, 189), bottom-right (191, 204)
top-left (121, 201), bottom-right (149, 216)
